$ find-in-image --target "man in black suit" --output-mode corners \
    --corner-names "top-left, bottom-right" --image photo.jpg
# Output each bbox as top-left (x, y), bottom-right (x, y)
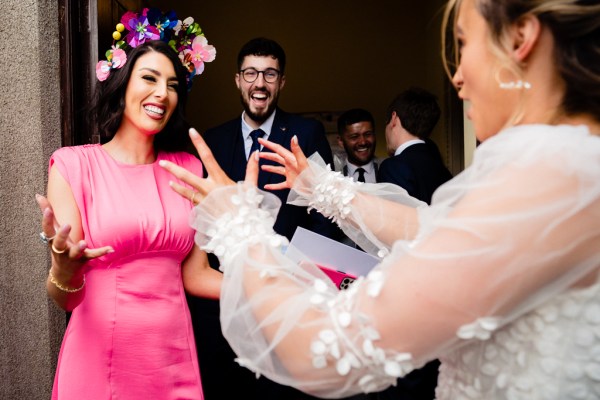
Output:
top-left (375, 87), bottom-right (451, 400)
top-left (189, 37), bottom-right (339, 400)
top-left (378, 87), bottom-right (452, 205)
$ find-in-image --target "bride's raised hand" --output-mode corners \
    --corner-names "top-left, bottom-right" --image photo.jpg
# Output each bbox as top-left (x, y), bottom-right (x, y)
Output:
top-left (259, 135), bottom-right (309, 191)
top-left (160, 128), bottom-right (259, 205)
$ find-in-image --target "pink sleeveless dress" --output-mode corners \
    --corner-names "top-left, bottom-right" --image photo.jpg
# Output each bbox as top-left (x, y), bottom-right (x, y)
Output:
top-left (49, 144), bottom-right (204, 400)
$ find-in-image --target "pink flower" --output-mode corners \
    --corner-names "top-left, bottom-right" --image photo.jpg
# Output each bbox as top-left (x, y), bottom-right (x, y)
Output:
top-left (183, 35), bottom-right (216, 75)
top-left (111, 48), bottom-right (127, 69)
top-left (95, 47), bottom-right (128, 81)
top-left (96, 61), bottom-right (111, 81)
top-left (120, 11), bottom-right (139, 29)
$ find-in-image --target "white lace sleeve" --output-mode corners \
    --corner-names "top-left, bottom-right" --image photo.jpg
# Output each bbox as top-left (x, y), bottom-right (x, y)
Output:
top-left (190, 126), bottom-right (600, 399)
top-left (287, 153), bottom-right (428, 258)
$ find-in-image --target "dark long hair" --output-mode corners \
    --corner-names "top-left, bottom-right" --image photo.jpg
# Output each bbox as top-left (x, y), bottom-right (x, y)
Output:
top-left (89, 40), bottom-right (191, 152)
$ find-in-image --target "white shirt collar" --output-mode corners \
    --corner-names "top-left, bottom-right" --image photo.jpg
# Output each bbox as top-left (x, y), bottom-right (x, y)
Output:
top-left (394, 139), bottom-right (425, 156)
top-left (241, 110), bottom-right (276, 140)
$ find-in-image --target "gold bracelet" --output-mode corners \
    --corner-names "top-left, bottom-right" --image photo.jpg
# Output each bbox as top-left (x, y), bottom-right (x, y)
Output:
top-left (48, 270), bottom-right (86, 293)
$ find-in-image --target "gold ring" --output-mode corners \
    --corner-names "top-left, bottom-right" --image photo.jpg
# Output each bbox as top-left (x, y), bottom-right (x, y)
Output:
top-left (51, 243), bottom-right (67, 254)
top-left (190, 191), bottom-right (198, 205)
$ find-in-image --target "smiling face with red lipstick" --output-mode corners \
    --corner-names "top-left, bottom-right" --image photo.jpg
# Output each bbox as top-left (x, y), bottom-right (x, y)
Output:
top-left (121, 50), bottom-right (179, 137)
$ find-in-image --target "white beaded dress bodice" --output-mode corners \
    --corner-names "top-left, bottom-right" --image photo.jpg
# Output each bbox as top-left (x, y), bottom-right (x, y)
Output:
top-left (437, 282), bottom-right (600, 400)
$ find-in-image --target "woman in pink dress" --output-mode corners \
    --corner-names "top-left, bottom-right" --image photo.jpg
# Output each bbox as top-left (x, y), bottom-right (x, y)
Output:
top-left (36, 10), bottom-right (219, 399)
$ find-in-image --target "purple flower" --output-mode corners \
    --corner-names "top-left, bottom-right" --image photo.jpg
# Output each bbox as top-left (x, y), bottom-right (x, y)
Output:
top-left (121, 11), bottom-right (160, 47)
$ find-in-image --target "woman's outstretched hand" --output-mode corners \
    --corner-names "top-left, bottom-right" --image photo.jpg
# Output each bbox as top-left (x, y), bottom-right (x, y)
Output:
top-left (36, 194), bottom-right (113, 271)
top-left (258, 135), bottom-right (309, 191)
top-left (160, 128), bottom-right (259, 205)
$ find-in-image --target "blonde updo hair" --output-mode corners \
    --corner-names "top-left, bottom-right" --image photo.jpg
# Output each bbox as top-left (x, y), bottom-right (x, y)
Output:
top-left (442, 0), bottom-right (600, 122)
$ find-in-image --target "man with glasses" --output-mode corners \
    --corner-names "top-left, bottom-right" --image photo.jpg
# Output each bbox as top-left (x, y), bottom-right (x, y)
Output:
top-left (188, 37), bottom-right (339, 400)
top-left (203, 37), bottom-right (335, 241)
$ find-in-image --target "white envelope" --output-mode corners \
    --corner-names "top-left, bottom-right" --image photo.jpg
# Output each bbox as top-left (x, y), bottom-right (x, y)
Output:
top-left (285, 227), bottom-right (380, 278)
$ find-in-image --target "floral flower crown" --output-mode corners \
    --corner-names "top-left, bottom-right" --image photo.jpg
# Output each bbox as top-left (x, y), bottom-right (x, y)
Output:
top-left (96, 8), bottom-right (216, 90)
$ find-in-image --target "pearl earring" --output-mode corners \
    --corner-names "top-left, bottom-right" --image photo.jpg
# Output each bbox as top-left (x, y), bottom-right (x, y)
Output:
top-left (499, 80), bottom-right (532, 90)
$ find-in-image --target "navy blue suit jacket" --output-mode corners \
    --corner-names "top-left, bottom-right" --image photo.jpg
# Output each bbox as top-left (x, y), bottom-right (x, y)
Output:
top-left (203, 108), bottom-right (336, 241)
top-left (377, 140), bottom-right (452, 204)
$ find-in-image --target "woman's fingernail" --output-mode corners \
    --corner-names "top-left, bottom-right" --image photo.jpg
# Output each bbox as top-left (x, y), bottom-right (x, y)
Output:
top-left (292, 135), bottom-right (298, 145)
top-left (189, 128), bottom-right (200, 137)
top-left (158, 160), bottom-right (166, 167)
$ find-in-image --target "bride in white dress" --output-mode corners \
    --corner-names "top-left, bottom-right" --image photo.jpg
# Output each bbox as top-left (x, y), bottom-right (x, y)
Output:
top-left (158, 0), bottom-right (600, 398)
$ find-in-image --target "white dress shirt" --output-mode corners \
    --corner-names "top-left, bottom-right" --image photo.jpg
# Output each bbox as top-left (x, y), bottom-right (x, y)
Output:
top-left (345, 160), bottom-right (378, 183)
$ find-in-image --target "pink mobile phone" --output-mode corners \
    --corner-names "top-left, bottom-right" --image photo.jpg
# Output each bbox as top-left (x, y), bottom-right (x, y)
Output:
top-left (316, 264), bottom-right (356, 290)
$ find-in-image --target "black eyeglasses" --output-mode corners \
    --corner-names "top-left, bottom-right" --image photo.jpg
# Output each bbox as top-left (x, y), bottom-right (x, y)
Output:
top-left (239, 68), bottom-right (281, 83)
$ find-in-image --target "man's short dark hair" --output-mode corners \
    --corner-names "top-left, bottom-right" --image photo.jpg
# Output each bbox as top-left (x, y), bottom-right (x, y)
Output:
top-left (385, 87), bottom-right (441, 139)
top-left (337, 108), bottom-right (375, 135)
top-left (237, 37), bottom-right (286, 74)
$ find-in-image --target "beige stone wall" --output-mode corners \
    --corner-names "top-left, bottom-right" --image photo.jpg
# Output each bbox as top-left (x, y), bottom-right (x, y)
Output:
top-left (0, 0), bottom-right (63, 398)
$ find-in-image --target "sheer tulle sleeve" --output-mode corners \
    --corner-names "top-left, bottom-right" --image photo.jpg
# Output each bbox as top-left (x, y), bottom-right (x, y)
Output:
top-left (287, 154), bottom-right (428, 258)
top-left (189, 126), bottom-right (600, 398)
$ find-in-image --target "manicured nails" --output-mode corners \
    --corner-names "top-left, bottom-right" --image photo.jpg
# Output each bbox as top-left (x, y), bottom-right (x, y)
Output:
top-left (77, 240), bottom-right (87, 252)
top-left (189, 128), bottom-right (200, 138)
top-left (292, 135), bottom-right (298, 145)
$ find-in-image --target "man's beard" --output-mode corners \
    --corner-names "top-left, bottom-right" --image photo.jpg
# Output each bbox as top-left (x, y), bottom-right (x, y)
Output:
top-left (240, 94), bottom-right (278, 124)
